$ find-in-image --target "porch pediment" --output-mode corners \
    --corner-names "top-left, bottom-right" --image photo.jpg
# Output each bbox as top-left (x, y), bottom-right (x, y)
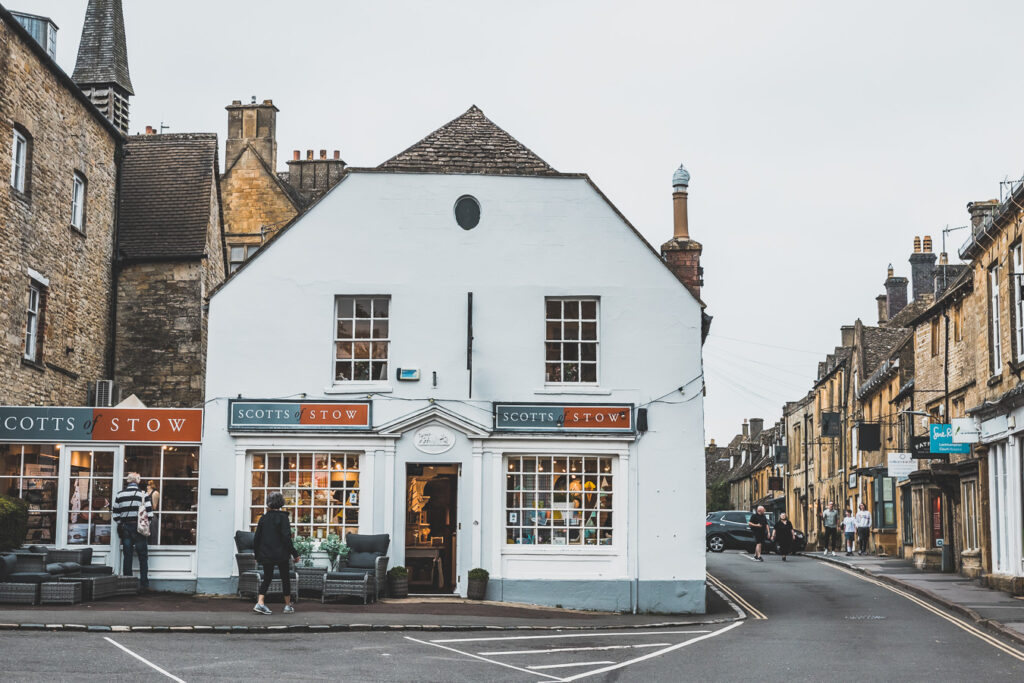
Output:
top-left (376, 403), bottom-right (491, 438)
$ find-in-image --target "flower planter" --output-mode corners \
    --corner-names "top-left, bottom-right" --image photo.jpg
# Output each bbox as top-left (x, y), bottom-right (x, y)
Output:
top-left (467, 577), bottom-right (488, 600)
top-left (388, 575), bottom-right (409, 598)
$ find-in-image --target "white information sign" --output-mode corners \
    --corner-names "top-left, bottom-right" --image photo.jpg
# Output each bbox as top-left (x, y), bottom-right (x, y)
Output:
top-left (887, 452), bottom-right (916, 480)
top-left (951, 417), bottom-right (980, 443)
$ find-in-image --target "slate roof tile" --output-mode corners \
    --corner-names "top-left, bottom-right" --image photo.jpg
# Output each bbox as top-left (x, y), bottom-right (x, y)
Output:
top-left (72, 0), bottom-right (133, 94)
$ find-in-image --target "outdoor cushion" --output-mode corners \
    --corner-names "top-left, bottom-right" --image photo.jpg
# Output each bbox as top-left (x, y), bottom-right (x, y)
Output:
top-left (0, 554), bottom-right (15, 581)
top-left (81, 565), bottom-right (114, 576)
top-left (234, 531), bottom-right (255, 553)
top-left (346, 533), bottom-right (389, 555)
top-left (45, 563), bottom-right (64, 575)
top-left (8, 571), bottom-right (50, 584)
top-left (28, 545), bottom-right (48, 554)
top-left (326, 569), bottom-right (370, 580)
top-left (78, 547), bottom-right (93, 565)
top-left (347, 552), bottom-right (381, 569)
top-left (59, 562), bottom-right (82, 574)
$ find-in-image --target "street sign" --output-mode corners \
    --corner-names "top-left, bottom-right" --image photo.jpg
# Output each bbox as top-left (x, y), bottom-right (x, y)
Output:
top-left (821, 412), bottom-right (841, 437)
top-left (887, 452), bottom-right (915, 480)
top-left (951, 417), bottom-right (980, 443)
top-left (929, 424), bottom-right (971, 454)
top-left (768, 476), bottom-right (784, 491)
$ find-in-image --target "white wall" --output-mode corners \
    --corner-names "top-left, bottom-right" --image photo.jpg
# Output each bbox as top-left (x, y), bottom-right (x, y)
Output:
top-left (200, 172), bottom-right (706, 596)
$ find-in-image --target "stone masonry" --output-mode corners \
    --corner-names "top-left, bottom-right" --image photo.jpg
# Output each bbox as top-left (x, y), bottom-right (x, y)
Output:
top-left (0, 14), bottom-right (120, 406)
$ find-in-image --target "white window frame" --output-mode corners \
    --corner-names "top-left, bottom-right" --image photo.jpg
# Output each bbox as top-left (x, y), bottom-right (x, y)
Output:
top-left (71, 172), bottom-right (85, 230)
top-left (333, 296), bottom-right (390, 383)
top-left (962, 479), bottom-right (978, 551)
top-left (1014, 244), bottom-right (1024, 362)
top-left (544, 297), bottom-right (600, 385)
top-left (24, 281), bottom-right (42, 362)
top-left (11, 128), bottom-right (27, 192)
top-left (228, 244), bottom-right (259, 274)
top-left (991, 264), bottom-right (1002, 375)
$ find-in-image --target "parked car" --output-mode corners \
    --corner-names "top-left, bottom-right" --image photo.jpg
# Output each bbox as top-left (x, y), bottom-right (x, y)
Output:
top-left (706, 510), bottom-right (807, 554)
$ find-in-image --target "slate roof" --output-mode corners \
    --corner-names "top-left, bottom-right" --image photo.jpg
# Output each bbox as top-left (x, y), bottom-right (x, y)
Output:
top-left (886, 297), bottom-right (932, 329)
top-left (118, 134), bottom-right (218, 261)
top-left (72, 0), bottom-right (133, 94)
top-left (861, 326), bottom-right (908, 380)
top-left (705, 446), bottom-right (732, 486)
top-left (377, 105), bottom-right (562, 176)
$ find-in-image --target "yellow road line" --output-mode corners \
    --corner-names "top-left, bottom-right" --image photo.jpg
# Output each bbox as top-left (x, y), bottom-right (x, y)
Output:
top-left (706, 572), bottom-right (767, 620)
top-left (819, 562), bottom-right (1024, 663)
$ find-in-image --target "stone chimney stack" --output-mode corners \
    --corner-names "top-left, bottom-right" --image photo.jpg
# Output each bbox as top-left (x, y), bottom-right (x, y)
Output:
top-left (286, 147), bottom-right (347, 201)
top-left (884, 264), bottom-right (908, 320)
top-left (876, 294), bottom-right (888, 325)
top-left (968, 199), bottom-right (1000, 228)
top-left (660, 163), bottom-right (703, 299)
top-left (749, 418), bottom-right (764, 439)
top-left (840, 325), bottom-right (856, 348)
top-left (909, 235), bottom-right (937, 302)
top-left (225, 98), bottom-right (279, 170)
top-left (741, 418), bottom-right (749, 438)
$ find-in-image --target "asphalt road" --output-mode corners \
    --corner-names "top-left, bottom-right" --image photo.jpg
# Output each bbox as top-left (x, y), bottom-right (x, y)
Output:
top-left (1, 552), bottom-right (1022, 682)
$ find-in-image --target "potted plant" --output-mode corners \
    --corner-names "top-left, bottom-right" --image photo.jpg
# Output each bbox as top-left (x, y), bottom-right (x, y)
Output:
top-left (467, 567), bottom-right (489, 600)
top-left (292, 534), bottom-right (315, 567)
top-left (321, 533), bottom-right (349, 570)
top-left (387, 566), bottom-right (409, 598)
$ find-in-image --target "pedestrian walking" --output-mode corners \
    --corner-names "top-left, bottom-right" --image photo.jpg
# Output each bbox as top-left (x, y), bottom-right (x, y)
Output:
top-left (855, 502), bottom-right (872, 555)
top-left (821, 502), bottom-right (840, 556)
top-left (748, 505), bottom-right (769, 561)
top-left (112, 472), bottom-right (152, 590)
top-left (842, 508), bottom-right (857, 556)
top-left (773, 513), bottom-right (795, 561)
top-left (252, 491), bottom-right (300, 615)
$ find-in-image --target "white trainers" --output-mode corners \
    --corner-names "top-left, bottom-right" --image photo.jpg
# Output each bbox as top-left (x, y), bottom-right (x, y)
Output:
top-left (283, 605), bottom-right (294, 614)
top-left (253, 604), bottom-right (271, 615)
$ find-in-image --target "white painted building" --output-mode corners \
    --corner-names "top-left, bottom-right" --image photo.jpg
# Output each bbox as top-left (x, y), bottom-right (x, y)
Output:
top-left (198, 106), bottom-right (709, 612)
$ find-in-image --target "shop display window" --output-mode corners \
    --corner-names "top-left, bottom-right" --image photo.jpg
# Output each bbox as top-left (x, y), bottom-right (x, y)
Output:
top-left (505, 455), bottom-right (613, 546)
top-left (68, 450), bottom-right (114, 545)
top-left (1, 443), bottom-right (59, 543)
top-left (250, 452), bottom-right (360, 540)
top-left (123, 445), bottom-right (199, 545)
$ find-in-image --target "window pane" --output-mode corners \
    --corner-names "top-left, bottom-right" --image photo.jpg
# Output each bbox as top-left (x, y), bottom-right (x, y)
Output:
top-left (371, 341), bottom-right (388, 359)
top-left (161, 514), bottom-right (197, 545)
top-left (353, 362), bottom-right (370, 380)
top-left (581, 363), bottom-right (597, 383)
top-left (564, 301), bottom-right (579, 318)
top-left (26, 511), bottom-right (56, 544)
top-left (581, 301), bottom-right (597, 319)
top-left (546, 300), bottom-right (560, 318)
top-left (0, 445), bottom-right (20, 477)
top-left (355, 320), bottom-right (371, 339)
top-left (355, 299), bottom-right (372, 318)
top-left (336, 297), bottom-right (354, 318)
top-left (124, 446), bottom-right (160, 478)
top-left (373, 298), bottom-right (389, 318)
top-left (337, 320), bottom-right (353, 338)
top-left (229, 246), bottom-right (244, 260)
top-left (164, 447), bottom-right (199, 477)
top-left (353, 342), bottom-right (370, 359)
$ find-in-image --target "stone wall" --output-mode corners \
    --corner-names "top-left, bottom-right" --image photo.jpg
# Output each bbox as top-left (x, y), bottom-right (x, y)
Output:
top-left (0, 18), bottom-right (118, 406)
top-left (220, 145), bottom-right (298, 266)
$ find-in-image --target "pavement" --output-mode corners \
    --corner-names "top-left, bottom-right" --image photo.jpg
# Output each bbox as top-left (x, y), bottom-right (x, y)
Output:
top-left (0, 590), bottom-right (740, 633)
top-left (811, 549), bottom-right (1024, 646)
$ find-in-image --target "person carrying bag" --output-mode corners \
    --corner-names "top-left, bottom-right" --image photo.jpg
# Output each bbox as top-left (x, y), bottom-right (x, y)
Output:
top-left (112, 472), bottom-right (153, 591)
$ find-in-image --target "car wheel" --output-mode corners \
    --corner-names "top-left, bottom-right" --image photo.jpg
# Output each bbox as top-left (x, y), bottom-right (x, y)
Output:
top-left (708, 535), bottom-right (726, 552)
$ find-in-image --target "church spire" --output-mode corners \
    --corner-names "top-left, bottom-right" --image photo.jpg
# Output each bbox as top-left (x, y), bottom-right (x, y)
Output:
top-left (73, 0), bottom-right (133, 134)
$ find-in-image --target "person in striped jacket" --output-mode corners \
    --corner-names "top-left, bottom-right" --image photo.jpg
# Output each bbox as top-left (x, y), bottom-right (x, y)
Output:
top-left (112, 472), bottom-right (153, 590)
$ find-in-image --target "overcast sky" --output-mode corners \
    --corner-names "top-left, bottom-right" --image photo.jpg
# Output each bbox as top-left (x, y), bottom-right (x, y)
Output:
top-left (18, 0), bottom-right (1024, 444)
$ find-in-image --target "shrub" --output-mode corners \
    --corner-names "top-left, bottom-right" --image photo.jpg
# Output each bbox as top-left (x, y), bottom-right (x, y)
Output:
top-left (320, 534), bottom-right (349, 569)
top-left (387, 566), bottom-right (408, 579)
top-left (0, 494), bottom-right (29, 551)
top-left (468, 567), bottom-right (489, 581)
top-left (292, 534), bottom-right (315, 567)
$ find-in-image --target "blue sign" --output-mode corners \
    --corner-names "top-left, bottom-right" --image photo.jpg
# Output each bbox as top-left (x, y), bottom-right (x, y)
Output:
top-left (929, 424), bottom-right (971, 455)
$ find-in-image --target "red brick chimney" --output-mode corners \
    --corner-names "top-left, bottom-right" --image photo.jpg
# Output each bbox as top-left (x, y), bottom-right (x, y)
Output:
top-left (660, 163), bottom-right (703, 299)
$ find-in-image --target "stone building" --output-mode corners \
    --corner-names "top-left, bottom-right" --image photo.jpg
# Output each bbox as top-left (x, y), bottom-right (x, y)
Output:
top-left (958, 192), bottom-right (1024, 594)
top-left (113, 133), bottom-right (225, 407)
top-left (219, 99), bottom-right (346, 274)
top-left (783, 392), bottom-right (816, 543)
top-left (0, 4), bottom-right (121, 407)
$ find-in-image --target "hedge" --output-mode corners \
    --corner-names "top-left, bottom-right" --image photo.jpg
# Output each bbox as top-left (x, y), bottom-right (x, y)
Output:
top-left (0, 494), bottom-right (29, 551)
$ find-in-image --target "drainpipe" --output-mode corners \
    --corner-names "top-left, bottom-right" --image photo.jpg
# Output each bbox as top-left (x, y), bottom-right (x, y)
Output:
top-left (106, 141), bottom-right (127, 391)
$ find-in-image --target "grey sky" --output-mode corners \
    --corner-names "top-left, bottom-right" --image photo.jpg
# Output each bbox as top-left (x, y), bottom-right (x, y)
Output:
top-left (18, 0), bottom-right (1024, 444)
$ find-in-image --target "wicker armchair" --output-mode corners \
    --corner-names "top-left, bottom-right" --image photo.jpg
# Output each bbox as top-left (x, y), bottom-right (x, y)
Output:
top-left (345, 534), bottom-right (390, 600)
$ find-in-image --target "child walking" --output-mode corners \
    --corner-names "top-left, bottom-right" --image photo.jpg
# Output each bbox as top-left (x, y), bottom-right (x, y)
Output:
top-left (842, 508), bottom-right (857, 556)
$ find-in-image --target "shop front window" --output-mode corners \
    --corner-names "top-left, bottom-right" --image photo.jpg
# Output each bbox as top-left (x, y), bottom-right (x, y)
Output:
top-left (505, 455), bottom-right (614, 546)
top-left (123, 445), bottom-right (200, 545)
top-left (0, 444), bottom-right (58, 543)
top-left (68, 450), bottom-right (113, 545)
top-left (250, 452), bottom-right (360, 540)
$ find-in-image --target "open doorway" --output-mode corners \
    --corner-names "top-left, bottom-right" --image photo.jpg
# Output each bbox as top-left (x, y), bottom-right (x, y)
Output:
top-left (405, 463), bottom-right (458, 594)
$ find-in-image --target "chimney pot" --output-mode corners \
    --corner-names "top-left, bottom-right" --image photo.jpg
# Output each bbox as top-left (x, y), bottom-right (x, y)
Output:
top-left (250, 95), bottom-right (256, 104)
top-left (263, 99), bottom-right (273, 106)
top-left (333, 150), bottom-right (340, 160)
top-left (320, 149), bottom-right (327, 160)
top-left (293, 150), bottom-right (300, 161)
top-left (940, 252), bottom-right (948, 265)
top-left (145, 125), bottom-right (155, 134)
top-left (923, 235), bottom-right (933, 252)
top-left (306, 150), bottom-right (313, 160)
top-left (887, 264), bottom-right (894, 277)
top-left (231, 100), bottom-right (242, 106)
top-left (914, 236), bottom-right (921, 253)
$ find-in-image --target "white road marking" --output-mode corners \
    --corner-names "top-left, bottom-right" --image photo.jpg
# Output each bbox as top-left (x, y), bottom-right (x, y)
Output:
top-left (104, 637), bottom-right (186, 683)
top-left (479, 643), bottom-right (670, 656)
top-left (557, 621), bottom-right (744, 682)
top-left (432, 630), bottom-right (709, 643)
top-left (405, 636), bottom-right (563, 681)
top-left (528, 661), bottom-right (614, 670)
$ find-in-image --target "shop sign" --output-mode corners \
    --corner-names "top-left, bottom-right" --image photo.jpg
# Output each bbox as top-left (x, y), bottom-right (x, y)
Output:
top-left (911, 435), bottom-right (937, 459)
top-left (228, 400), bottom-right (371, 432)
top-left (951, 417), bottom-right (980, 443)
top-left (887, 452), bottom-right (915, 480)
top-left (494, 403), bottom-right (634, 433)
top-left (981, 414), bottom-right (1009, 440)
top-left (929, 424), bottom-right (971, 454)
top-left (0, 406), bottom-right (202, 443)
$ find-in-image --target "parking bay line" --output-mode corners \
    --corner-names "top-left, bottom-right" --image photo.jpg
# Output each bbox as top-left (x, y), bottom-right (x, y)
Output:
top-left (104, 637), bottom-right (186, 683)
top-left (406, 636), bottom-right (564, 681)
top-left (478, 643), bottom-right (670, 656)
top-left (529, 661), bottom-right (615, 670)
top-left (431, 630), bottom-right (709, 644)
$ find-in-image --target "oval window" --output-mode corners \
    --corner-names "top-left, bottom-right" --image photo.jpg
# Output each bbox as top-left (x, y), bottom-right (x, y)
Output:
top-left (454, 195), bottom-right (481, 230)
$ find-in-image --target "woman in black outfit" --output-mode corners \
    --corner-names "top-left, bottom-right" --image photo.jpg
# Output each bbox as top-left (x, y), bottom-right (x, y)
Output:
top-left (773, 513), bottom-right (795, 561)
top-left (252, 491), bottom-right (299, 615)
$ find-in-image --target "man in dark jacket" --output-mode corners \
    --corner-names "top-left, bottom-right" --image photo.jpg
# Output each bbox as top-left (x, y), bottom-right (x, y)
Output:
top-left (112, 472), bottom-right (153, 589)
top-left (252, 491), bottom-right (300, 614)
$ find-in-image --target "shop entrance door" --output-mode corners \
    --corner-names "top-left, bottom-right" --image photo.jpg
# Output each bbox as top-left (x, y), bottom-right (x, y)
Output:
top-left (64, 448), bottom-right (117, 565)
top-left (405, 463), bottom-right (458, 593)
